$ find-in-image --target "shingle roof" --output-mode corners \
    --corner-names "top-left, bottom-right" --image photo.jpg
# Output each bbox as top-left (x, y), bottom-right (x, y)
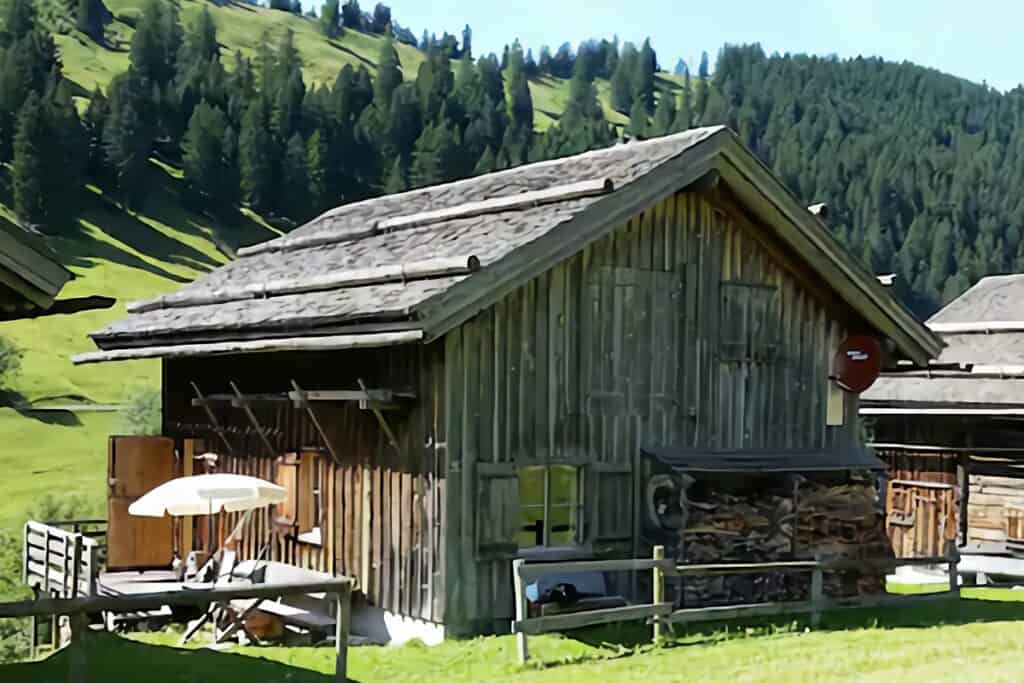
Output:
top-left (91, 126), bottom-right (723, 346)
top-left (929, 274), bottom-right (1024, 325)
top-left (864, 276), bottom-right (1024, 408)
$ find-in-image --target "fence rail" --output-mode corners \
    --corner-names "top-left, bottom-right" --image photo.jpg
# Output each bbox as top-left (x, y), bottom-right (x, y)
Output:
top-left (511, 548), bottom-right (960, 663)
top-left (0, 578), bottom-right (353, 683)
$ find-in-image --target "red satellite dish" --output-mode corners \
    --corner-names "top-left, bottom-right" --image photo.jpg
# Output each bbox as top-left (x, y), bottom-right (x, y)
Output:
top-left (832, 335), bottom-right (882, 393)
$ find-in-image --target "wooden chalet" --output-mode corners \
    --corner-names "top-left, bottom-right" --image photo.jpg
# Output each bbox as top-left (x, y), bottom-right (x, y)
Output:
top-left (864, 274), bottom-right (1024, 559)
top-left (73, 126), bottom-right (941, 639)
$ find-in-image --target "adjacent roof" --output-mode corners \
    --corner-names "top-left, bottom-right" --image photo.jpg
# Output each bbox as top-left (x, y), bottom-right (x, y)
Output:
top-left (0, 220), bottom-right (73, 319)
top-left (77, 126), bottom-right (942, 365)
top-left (864, 274), bottom-right (1024, 411)
top-left (642, 446), bottom-right (887, 472)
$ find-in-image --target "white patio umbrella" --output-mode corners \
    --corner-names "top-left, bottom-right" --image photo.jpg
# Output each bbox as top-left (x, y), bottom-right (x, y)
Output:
top-left (129, 473), bottom-right (287, 517)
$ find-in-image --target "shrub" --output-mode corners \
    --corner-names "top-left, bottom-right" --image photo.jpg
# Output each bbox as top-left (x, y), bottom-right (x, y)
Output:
top-left (0, 337), bottom-right (22, 389)
top-left (114, 385), bottom-right (162, 435)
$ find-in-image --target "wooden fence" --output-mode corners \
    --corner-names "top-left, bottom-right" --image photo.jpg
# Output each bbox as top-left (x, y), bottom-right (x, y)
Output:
top-left (0, 578), bottom-right (353, 683)
top-left (511, 547), bottom-right (960, 663)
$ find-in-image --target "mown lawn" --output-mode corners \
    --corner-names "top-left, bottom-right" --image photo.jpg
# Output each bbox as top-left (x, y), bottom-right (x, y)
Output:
top-left (5, 591), bottom-right (1024, 682)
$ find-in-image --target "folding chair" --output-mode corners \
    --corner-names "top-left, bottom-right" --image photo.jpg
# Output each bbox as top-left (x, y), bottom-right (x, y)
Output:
top-left (180, 549), bottom-right (257, 644)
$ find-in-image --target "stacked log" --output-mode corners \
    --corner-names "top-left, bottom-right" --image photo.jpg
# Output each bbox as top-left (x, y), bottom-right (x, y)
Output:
top-left (678, 479), bottom-right (890, 606)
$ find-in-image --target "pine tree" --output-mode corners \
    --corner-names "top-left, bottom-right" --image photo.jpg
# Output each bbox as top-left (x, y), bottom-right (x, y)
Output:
top-left (370, 3), bottom-right (390, 33)
top-left (410, 120), bottom-right (460, 187)
top-left (83, 85), bottom-right (108, 179)
top-left (272, 67), bottom-right (305, 141)
top-left (634, 39), bottom-right (656, 114)
top-left (239, 100), bottom-right (276, 212)
top-left (129, 0), bottom-right (182, 87)
top-left (461, 24), bottom-right (472, 60)
top-left (11, 91), bottom-right (43, 225)
top-left (383, 156), bottom-right (407, 193)
top-left (672, 72), bottom-right (692, 132)
top-left (220, 124), bottom-right (240, 212)
top-left (281, 132), bottom-right (311, 221)
top-left (320, 0), bottom-right (341, 38)
top-left (1, 0), bottom-right (35, 43)
top-left (374, 29), bottom-right (402, 107)
top-left (181, 99), bottom-right (228, 209)
top-left (628, 98), bottom-right (648, 139)
top-left (103, 74), bottom-right (154, 205)
top-left (695, 51), bottom-right (710, 119)
top-left (609, 42), bottom-right (637, 113)
top-left (650, 90), bottom-right (676, 137)
top-left (76, 0), bottom-right (105, 41)
top-left (341, 0), bottom-right (362, 30)
top-left (504, 40), bottom-right (532, 132)
top-left (473, 145), bottom-right (495, 175)
top-left (307, 127), bottom-right (329, 211)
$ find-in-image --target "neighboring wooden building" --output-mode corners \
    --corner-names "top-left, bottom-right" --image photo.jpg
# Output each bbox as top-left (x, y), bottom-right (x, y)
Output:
top-left (75, 126), bottom-right (941, 638)
top-left (0, 221), bottom-right (72, 320)
top-left (0, 221), bottom-right (113, 321)
top-left (864, 274), bottom-right (1024, 555)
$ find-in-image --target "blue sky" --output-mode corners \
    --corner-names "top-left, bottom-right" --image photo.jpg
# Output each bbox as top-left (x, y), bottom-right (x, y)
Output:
top-left (376, 0), bottom-right (1022, 91)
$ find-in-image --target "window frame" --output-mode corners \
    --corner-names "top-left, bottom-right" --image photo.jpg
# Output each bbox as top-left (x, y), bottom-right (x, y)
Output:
top-left (517, 464), bottom-right (585, 550)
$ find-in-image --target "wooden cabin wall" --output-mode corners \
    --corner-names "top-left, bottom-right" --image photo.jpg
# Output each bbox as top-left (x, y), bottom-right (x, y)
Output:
top-left (162, 344), bottom-right (447, 623)
top-left (444, 189), bottom-right (864, 632)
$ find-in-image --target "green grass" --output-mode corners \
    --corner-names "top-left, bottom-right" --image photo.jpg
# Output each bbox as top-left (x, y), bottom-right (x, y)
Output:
top-left (7, 591), bottom-right (1024, 681)
top-left (0, 160), bottom-right (275, 531)
top-left (0, 409), bottom-right (110, 526)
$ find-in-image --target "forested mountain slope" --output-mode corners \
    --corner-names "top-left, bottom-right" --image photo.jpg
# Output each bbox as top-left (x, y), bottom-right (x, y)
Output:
top-left (707, 45), bottom-right (1024, 316)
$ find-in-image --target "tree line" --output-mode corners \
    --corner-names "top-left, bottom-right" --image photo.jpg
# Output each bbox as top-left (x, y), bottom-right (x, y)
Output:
top-left (705, 45), bottom-right (1024, 316)
top-left (4, 0), bottom-right (680, 232)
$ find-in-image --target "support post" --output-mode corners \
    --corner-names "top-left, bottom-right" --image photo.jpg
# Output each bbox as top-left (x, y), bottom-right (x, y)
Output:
top-left (948, 544), bottom-right (959, 596)
top-left (652, 545), bottom-right (665, 643)
top-left (810, 561), bottom-right (823, 628)
top-left (335, 583), bottom-right (351, 682)
top-left (512, 558), bottom-right (529, 663)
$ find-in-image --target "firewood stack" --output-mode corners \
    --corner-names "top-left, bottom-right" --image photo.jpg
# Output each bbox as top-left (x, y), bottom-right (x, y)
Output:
top-left (678, 479), bottom-right (890, 606)
top-left (793, 481), bottom-right (891, 598)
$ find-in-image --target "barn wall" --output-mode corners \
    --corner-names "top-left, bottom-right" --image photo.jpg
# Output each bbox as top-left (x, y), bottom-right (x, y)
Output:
top-left (163, 343), bottom-right (447, 623)
top-left (444, 188), bottom-right (863, 630)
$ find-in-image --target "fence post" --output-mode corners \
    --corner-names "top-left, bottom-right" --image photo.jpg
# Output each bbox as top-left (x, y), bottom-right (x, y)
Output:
top-left (810, 561), bottom-right (823, 629)
top-left (948, 545), bottom-right (959, 597)
top-left (512, 558), bottom-right (529, 664)
top-left (70, 534), bottom-right (83, 600)
top-left (335, 582), bottom-right (351, 682)
top-left (652, 545), bottom-right (665, 643)
top-left (67, 611), bottom-right (88, 683)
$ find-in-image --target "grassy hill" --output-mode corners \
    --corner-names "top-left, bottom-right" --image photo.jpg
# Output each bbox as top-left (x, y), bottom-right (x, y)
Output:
top-left (0, 0), bottom-right (683, 531)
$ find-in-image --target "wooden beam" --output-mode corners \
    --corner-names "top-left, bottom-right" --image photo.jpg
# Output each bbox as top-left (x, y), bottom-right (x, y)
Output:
top-left (190, 383), bottom-right (233, 455)
top-left (513, 603), bottom-right (673, 635)
top-left (0, 578), bottom-right (353, 617)
top-left (240, 179), bottom-right (615, 257)
top-left (127, 257), bottom-right (481, 313)
top-left (291, 380), bottom-right (341, 465)
top-left (73, 330), bottom-right (425, 365)
top-left (287, 388), bottom-right (416, 403)
top-left (358, 378), bottom-right (400, 455)
top-left (229, 382), bottom-right (278, 459)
